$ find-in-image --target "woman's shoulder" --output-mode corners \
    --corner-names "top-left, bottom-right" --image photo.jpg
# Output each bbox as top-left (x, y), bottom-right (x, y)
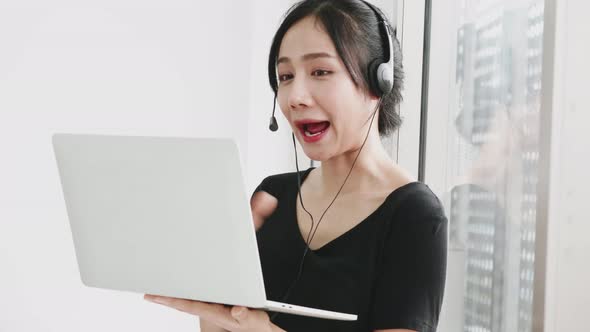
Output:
top-left (260, 168), bottom-right (307, 183)
top-left (253, 168), bottom-right (310, 198)
top-left (374, 181), bottom-right (448, 248)
top-left (387, 181), bottom-right (447, 226)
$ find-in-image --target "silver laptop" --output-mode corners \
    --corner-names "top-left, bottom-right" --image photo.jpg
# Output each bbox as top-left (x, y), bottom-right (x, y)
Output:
top-left (52, 133), bottom-right (357, 321)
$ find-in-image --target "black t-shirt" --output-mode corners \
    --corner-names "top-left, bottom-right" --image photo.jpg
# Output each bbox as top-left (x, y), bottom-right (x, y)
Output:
top-left (253, 167), bottom-right (448, 332)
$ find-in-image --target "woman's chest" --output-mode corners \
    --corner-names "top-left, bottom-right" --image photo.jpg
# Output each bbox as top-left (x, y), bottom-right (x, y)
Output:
top-left (295, 191), bottom-right (391, 251)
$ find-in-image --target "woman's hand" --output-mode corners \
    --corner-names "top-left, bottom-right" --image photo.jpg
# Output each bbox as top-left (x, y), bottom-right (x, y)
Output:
top-left (144, 294), bottom-right (283, 332)
top-left (250, 190), bottom-right (278, 231)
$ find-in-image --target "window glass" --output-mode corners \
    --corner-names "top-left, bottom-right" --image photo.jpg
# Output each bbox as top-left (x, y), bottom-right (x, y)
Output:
top-left (442, 1), bottom-right (544, 331)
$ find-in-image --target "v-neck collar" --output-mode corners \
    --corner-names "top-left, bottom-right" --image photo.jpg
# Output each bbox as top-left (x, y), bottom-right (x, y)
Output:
top-left (290, 167), bottom-right (420, 254)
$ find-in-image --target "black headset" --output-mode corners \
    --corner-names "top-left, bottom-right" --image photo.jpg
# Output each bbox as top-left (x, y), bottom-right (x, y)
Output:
top-left (267, 0), bottom-right (395, 322)
top-left (268, 0), bottom-right (394, 132)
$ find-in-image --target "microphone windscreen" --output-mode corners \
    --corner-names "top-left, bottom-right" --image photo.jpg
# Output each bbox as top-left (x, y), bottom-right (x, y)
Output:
top-left (269, 116), bottom-right (278, 132)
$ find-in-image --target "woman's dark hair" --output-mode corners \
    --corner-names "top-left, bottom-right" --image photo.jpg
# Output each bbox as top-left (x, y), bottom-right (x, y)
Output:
top-left (268, 0), bottom-right (404, 137)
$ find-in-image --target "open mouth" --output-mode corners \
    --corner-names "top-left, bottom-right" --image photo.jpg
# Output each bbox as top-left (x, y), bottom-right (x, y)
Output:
top-left (295, 120), bottom-right (331, 143)
top-left (300, 121), bottom-right (330, 137)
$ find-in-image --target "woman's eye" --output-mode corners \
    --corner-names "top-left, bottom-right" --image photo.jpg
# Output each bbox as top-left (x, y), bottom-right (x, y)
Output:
top-left (312, 69), bottom-right (331, 77)
top-left (278, 74), bottom-right (293, 82)
top-left (278, 70), bottom-right (331, 83)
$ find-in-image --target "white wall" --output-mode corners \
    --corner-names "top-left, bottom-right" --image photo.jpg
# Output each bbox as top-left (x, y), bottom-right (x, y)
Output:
top-left (0, 0), bottom-right (293, 330)
top-left (395, 0), bottom-right (426, 178)
top-left (246, 0), bottom-right (298, 192)
top-left (541, 0), bottom-right (590, 330)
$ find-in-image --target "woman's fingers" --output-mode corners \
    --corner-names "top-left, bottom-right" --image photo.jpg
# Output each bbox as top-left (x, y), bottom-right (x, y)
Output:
top-left (230, 306), bottom-right (271, 329)
top-left (144, 295), bottom-right (240, 330)
top-left (144, 294), bottom-right (206, 312)
top-left (144, 294), bottom-right (272, 332)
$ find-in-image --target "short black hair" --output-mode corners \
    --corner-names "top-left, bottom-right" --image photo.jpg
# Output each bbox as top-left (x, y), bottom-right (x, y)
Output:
top-left (268, 0), bottom-right (404, 137)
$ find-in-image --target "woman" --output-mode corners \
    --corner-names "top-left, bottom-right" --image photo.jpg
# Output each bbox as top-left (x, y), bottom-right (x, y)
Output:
top-left (145, 1), bottom-right (447, 331)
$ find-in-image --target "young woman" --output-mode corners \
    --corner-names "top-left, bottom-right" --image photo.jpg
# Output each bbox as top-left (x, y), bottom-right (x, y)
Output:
top-left (145, 1), bottom-right (447, 331)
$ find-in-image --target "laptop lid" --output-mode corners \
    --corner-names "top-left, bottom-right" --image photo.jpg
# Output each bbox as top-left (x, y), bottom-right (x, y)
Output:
top-left (52, 133), bottom-right (267, 308)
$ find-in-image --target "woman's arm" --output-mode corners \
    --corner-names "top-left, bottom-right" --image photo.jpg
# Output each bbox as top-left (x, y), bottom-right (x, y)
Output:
top-left (198, 314), bottom-right (286, 332)
top-left (271, 323), bottom-right (286, 332)
top-left (200, 319), bottom-right (228, 332)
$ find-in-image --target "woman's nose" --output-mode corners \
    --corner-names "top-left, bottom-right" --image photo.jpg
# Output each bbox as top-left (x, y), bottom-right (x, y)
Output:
top-left (287, 78), bottom-right (313, 110)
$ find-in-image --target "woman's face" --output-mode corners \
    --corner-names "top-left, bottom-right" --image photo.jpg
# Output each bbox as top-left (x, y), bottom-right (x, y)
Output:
top-left (276, 16), bottom-right (378, 162)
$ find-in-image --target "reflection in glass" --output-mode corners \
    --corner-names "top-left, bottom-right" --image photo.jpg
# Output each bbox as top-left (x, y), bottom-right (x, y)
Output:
top-left (446, 1), bottom-right (543, 331)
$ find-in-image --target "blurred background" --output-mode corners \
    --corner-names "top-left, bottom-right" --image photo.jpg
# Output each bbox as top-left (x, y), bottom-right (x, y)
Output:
top-left (0, 0), bottom-right (588, 331)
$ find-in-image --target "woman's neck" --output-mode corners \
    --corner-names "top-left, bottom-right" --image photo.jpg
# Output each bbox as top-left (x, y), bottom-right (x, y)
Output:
top-left (313, 135), bottom-right (403, 196)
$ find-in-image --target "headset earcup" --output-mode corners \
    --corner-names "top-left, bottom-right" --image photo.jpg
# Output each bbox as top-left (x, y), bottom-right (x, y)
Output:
top-left (377, 62), bottom-right (394, 95)
top-left (368, 59), bottom-right (383, 97)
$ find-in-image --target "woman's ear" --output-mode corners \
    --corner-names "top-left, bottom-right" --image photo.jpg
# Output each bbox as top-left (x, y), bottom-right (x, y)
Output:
top-left (361, 87), bottom-right (380, 102)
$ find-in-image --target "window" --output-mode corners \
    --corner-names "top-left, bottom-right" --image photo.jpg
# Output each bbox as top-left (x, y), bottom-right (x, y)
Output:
top-left (424, 0), bottom-right (545, 331)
